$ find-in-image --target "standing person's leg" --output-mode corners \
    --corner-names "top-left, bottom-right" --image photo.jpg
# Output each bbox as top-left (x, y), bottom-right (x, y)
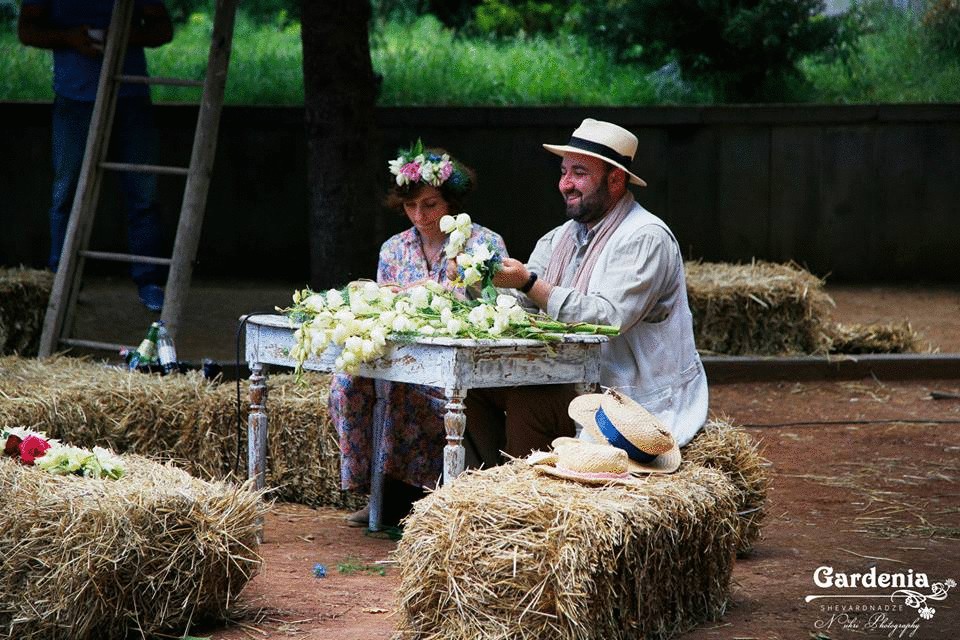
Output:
top-left (114, 96), bottom-right (166, 291)
top-left (49, 95), bottom-right (94, 272)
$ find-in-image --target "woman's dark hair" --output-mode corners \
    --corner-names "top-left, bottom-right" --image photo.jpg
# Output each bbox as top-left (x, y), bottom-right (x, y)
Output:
top-left (384, 147), bottom-right (477, 214)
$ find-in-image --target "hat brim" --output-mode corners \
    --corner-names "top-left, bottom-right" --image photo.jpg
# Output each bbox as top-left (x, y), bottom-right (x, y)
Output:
top-left (568, 395), bottom-right (681, 474)
top-left (543, 143), bottom-right (647, 187)
top-left (534, 463), bottom-right (642, 487)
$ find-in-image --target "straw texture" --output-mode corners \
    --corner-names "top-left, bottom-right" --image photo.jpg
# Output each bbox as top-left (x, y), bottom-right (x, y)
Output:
top-left (394, 460), bottom-right (739, 640)
top-left (683, 419), bottom-right (770, 556)
top-left (0, 453), bottom-right (267, 640)
top-left (685, 260), bottom-right (833, 356)
top-left (826, 321), bottom-right (922, 354)
top-left (0, 267), bottom-right (53, 357)
top-left (0, 356), bottom-right (358, 509)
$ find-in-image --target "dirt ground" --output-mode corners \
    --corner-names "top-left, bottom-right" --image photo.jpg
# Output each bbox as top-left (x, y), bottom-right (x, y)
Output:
top-left (71, 279), bottom-right (960, 639)
top-left (192, 377), bottom-right (960, 640)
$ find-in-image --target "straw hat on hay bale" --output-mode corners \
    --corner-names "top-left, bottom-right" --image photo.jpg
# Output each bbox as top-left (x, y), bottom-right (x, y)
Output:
top-left (529, 438), bottom-right (642, 486)
top-left (0, 452), bottom-right (267, 640)
top-left (394, 460), bottom-right (739, 640)
top-left (568, 388), bottom-right (681, 474)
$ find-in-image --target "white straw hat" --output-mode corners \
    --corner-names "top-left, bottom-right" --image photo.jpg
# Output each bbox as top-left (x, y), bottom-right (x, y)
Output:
top-left (531, 438), bottom-right (641, 486)
top-left (543, 118), bottom-right (647, 187)
top-left (568, 389), bottom-right (681, 474)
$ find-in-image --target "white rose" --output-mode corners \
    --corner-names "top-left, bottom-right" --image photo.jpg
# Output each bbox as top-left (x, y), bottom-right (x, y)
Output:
top-left (344, 335), bottom-right (363, 354)
top-left (360, 339), bottom-right (379, 359)
top-left (331, 324), bottom-right (350, 345)
top-left (472, 243), bottom-right (492, 263)
top-left (378, 310), bottom-right (396, 327)
top-left (440, 307), bottom-right (454, 324)
top-left (388, 158), bottom-right (404, 176)
top-left (303, 293), bottom-right (326, 313)
top-left (310, 329), bottom-right (329, 354)
top-left (468, 305), bottom-right (490, 328)
top-left (430, 295), bottom-right (452, 312)
top-left (408, 285), bottom-right (430, 309)
top-left (508, 305), bottom-right (527, 324)
top-left (378, 286), bottom-right (396, 306)
top-left (392, 315), bottom-right (413, 333)
top-left (334, 308), bottom-right (355, 323)
top-left (457, 253), bottom-right (475, 268)
top-left (362, 281), bottom-right (381, 302)
top-left (419, 325), bottom-right (436, 336)
top-left (448, 229), bottom-right (467, 251)
top-left (496, 294), bottom-right (518, 310)
top-left (439, 215), bottom-right (456, 233)
top-left (445, 318), bottom-right (463, 335)
top-left (326, 289), bottom-right (345, 309)
top-left (455, 213), bottom-right (471, 228)
top-left (370, 325), bottom-right (387, 346)
top-left (462, 266), bottom-right (482, 286)
top-left (350, 297), bottom-right (372, 315)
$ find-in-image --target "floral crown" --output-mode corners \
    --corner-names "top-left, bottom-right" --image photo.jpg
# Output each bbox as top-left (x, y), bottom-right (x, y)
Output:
top-left (388, 139), bottom-right (471, 194)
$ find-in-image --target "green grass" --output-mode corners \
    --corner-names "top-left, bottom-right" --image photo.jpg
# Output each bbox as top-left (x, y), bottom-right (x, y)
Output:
top-left (2, 10), bottom-right (959, 105)
top-left (801, 8), bottom-right (960, 103)
top-left (370, 15), bottom-right (690, 106)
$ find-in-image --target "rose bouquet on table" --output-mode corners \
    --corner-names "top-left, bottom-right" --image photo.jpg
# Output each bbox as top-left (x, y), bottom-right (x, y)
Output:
top-left (2, 426), bottom-right (125, 480)
top-left (279, 214), bottom-right (619, 379)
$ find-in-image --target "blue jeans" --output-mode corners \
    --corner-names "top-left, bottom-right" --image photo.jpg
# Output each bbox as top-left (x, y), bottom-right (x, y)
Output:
top-left (50, 94), bottom-right (165, 287)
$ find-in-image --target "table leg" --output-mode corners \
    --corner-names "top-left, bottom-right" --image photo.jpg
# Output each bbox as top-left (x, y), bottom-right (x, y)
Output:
top-left (443, 387), bottom-right (467, 485)
top-left (247, 362), bottom-right (268, 540)
top-left (368, 379), bottom-right (390, 532)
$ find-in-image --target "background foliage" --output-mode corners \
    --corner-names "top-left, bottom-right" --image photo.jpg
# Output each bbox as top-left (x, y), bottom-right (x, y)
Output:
top-left (1, 0), bottom-right (959, 105)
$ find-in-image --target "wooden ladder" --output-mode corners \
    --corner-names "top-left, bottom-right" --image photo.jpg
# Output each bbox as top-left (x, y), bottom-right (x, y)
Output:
top-left (38, 0), bottom-right (239, 357)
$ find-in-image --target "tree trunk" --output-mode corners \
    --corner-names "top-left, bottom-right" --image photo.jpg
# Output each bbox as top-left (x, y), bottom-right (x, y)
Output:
top-left (301, 1), bottom-right (379, 289)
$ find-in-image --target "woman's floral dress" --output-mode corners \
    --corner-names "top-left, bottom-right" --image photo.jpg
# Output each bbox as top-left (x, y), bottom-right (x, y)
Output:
top-left (328, 222), bottom-right (507, 492)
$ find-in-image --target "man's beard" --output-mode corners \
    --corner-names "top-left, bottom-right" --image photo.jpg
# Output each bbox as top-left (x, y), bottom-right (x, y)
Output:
top-left (565, 182), bottom-right (610, 225)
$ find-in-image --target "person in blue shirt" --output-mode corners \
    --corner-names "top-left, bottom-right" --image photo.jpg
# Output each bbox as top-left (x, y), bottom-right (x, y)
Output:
top-left (18, 0), bottom-right (173, 312)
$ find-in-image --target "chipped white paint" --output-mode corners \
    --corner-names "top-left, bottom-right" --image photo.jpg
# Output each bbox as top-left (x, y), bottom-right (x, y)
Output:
top-left (244, 314), bottom-right (606, 530)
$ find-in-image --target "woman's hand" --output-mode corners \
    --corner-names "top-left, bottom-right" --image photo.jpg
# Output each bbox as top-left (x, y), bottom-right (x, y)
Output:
top-left (493, 257), bottom-right (530, 289)
top-left (445, 259), bottom-right (458, 282)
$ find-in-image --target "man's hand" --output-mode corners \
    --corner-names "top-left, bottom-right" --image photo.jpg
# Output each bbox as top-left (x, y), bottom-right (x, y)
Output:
top-left (493, 258), bottom-right (530, 289)
top-left (66, 25), bottom-right (103, 58)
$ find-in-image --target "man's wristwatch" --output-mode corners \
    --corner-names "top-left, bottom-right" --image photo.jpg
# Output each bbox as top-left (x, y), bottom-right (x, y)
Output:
top-left (519, 272), bottom-right (538, 294)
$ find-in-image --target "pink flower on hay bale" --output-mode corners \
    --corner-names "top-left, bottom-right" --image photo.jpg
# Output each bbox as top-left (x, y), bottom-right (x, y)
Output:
top-left (19, 434), bottom-right (51, 465)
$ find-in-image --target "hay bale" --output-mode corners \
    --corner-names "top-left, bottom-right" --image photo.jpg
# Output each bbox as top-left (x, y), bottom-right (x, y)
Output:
top-left (210, 373), bottom-right (362, 509)
top-left (0, 267), bottom-right (54, 357)
top-left (0, 453), bottom-right (267, 639)
top-left (683, 419), bottom-right (769, 556)
top-left (685, 260), bottom-right (833, 355)
top-left (826, 321), bottom-right (922, 354)
top-left (394, 460), bottom-right (739, 640)
top-left (0, 356), bottom-right (358, 509)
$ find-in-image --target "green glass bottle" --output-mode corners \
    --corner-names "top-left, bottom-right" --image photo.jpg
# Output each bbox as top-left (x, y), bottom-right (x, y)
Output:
top-left (128, 322), bottom-right (161, 370)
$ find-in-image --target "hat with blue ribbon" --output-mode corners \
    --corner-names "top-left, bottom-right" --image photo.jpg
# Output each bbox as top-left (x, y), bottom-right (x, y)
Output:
top-left (567, 389), bottom-right (681, 474)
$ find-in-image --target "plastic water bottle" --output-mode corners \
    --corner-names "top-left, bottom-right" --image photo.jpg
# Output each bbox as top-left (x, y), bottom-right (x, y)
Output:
top-left (128, 322), bottom-right (161, 371)
top-left (157, 321), bottom-right (179, 375)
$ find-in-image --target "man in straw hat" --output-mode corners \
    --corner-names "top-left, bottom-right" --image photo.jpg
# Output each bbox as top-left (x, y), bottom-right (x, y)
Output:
top-left (465, 118), bottom-right (708, 463)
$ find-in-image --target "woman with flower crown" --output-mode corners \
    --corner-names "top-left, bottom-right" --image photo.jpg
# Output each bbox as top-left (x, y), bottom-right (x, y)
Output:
top-left (328, 142), bottom-right (507, 527)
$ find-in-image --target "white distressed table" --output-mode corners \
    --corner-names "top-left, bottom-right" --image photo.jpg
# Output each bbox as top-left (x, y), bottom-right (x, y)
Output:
top-left (244, 314), bottom-right (606, 530)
